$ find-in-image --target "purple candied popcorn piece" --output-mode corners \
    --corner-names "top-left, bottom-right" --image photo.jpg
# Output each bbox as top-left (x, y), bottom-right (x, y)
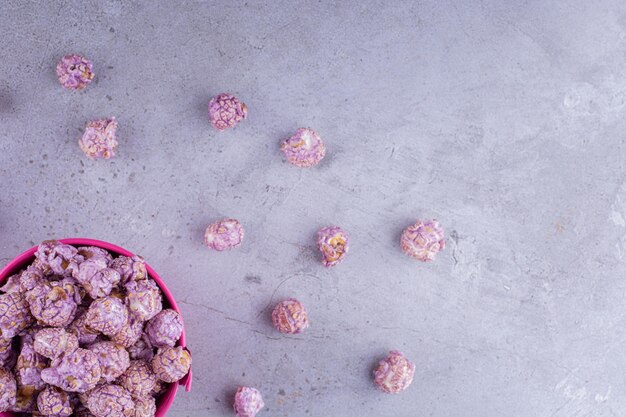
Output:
top-left (125, 279), bottom-right (162, 322)
top-left (0, 337), bottom-right (15, 368)
top-left (111, 316), bottom-right (143, 348)
top-left (79, 118), bottom-right (118, 160)
top-left (208, 93), bottom-right (248, 131)
top-left (33, 328), bottom-right (79, 359)
top-left (26, 281), bottom-right (77, 327)
top-left (76, 264), bottom-right (121, 299)
top-left (18, 265), bottom-right (45, 293)
top-left (373, 350), bottom-right (415, 394)
top-left (56, 54), bottom-right (94, 90)
top-left (204, 218), bottom-right (244, 251)
top-left (280, 127), bottom-right (326, 168)
top-left (41, 348), bottom-right (101, 393)
top-left (15, 337), bottom-right (47, 390)
top-left (68, 307), bottom-right (99, 345)
top-left (233, 386), bottom-right (264, 417)
top-left (37, 385), bottom-right (73, 416)
top-left (132, 395), bottom-right (156, 417)
top-left (88, 341), bottom-right (130, 383)
top-left (128, 334), bottom-right (154, 362)
top-left (35, 240), bottom-right (80, 276)
top-left (85, 296), bottom-right (128, 337)
top-left (151, 346), bottom-right (191, 383)
top-left (0, 291), bottom-right (34, 339)
top-left (76, 246), bottom-right (113, 263)
top-left (0, 367), bottom-right (17, 412)
top-left (145, 309), bottom-right (182, 348)
top-left (271, 298), bottom-right (309, 334)
top-left (317, 226), bottom-right (349, 267)
top-left (118, 360), bottom-right (156, 399)
top-left (110, 256), bottom-right (147, 285)
top-left (400, 219), bottom-right (445, 262)
top-left (86, 384), bottom-right (134, 417)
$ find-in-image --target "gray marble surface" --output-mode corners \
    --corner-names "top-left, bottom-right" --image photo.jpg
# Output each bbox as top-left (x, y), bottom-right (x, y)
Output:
top-left (2, 1), bottom-right (626, 416)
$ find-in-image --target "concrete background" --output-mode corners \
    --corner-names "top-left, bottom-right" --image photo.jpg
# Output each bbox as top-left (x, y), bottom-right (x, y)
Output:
top-left (1, 0), bottom-right (626, 416)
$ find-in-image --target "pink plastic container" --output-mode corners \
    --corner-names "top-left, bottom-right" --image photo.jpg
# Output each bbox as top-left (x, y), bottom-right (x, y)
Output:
top-left (0, 238), bottom-right (192, 417)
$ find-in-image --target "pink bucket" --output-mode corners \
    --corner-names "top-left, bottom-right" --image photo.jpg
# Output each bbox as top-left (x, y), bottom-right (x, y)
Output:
top-left (0, 238), bottom-right (192, 417)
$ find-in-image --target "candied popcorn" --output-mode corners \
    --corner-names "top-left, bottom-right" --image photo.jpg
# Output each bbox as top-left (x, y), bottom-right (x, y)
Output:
top-left (19, 265), bottom-right (45, 292)
top-left (150, 379), bottom-right (167, 398)
top-left (151, 346), bottom-right (191, 383)
top-left (85, 296), bottom-right (129, 337)
top-left (35, 240), bottom-right (80, 276)
top-left (37, 385), bottom-right (73, 416)
top-left (271, 298), bottom-right (309, 334)
top-left (132, 395), bottom-right (156, 417)
top-left (27, 281), bottom-right (78, 327)
top-left (373, 350), bottom-right (415, 394)
top-left (0, 367), bottom-right (16, 411)
top-left (0, 291), bottom-right (33, 339)
top-left (15, 337), bottom-right (47, 389)
top-left (118, 360), bottom-right (156, 399)
top-left (280, 128), bottom-right (326, 167)
top-left (0, 337), bottom-right (15, 368)
top-left (73, 257), bottom-right (121, 299)
top-left (34, 328), bottom-right (79, 359)
top-left (208, 93), bottom-right (248, 131)
top-left (317, 226), bottom-right (349, 267)
top-left (125, 279), bottom-right (162, 322)
top-left (41, 348), bottom-right (101, 392)
top-left (128, 335), bottom-right (154, 362)
top-left (86, 384), bottom-right (134, 417)
top-left (204, 218), bottom-right (244, 251)
top-left (68, 307), bottom-right (99, 345)
top-left (111, 316), bottom-right (143, 348)
top-left (56, 54), bottom-right (94, 90)
top-left (145, 309), bottom-right (183, 348)
top-left (79, 117), bottom-right (118, 160)
top-left (88, 341), bottom-right (130, 383)
top-left (400, 219), bottom-right (445, 262)
top-left (233, 386), bottom-right (264, 417)
top-left (110, 256), bottom-right (147, 285)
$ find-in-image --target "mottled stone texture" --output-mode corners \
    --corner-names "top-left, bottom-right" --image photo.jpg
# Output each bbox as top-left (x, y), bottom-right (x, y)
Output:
top-left (2, 1), bottom-right (626, 416)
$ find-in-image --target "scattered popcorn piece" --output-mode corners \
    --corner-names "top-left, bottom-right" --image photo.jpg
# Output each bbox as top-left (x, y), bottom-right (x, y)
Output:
top-left (208, 93), bottom-right (248, 131)
top-left (400, 219), bottom-right (445, 262)
top-left (373, 350), bottom-right (415, 394)
top-left (204, 219), bottom-right (244, 251)
top-left (56, 54), bottom-right (94, 90)
top-left (317, 226), bottom-right (349, 267)
top-left (233, 386), bottom-right (264, 417)
top-left (281, 128), bottom-right (326, 167)
top-left (79, 118), bottom-right (118, 160)
top-left (271, 298), bottom-right (309, 334)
